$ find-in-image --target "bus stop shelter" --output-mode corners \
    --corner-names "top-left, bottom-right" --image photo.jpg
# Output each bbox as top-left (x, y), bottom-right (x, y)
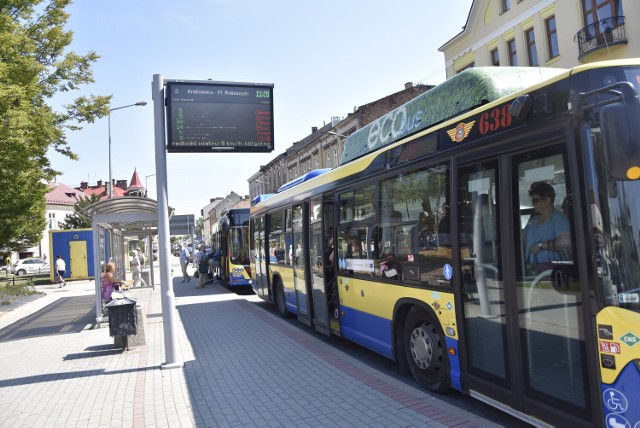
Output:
top-left (81, 196), bottom-right (173, 324)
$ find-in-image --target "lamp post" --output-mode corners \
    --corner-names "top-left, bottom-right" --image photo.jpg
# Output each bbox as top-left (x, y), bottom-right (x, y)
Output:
top-left (108, 101), bottom-right (147, 197)
top-left (327, 131), bottom-right (349, 167)
top-left (252, 178), bottom-right (268, 199)
top-left (328, 131), bottom-right (349, 138)
top-left (145, 173), bottom-right (157, 198)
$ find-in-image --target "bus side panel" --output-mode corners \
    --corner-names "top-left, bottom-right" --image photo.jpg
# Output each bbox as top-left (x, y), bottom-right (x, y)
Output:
top-left (445, 337), bottom-right (462, 391)
top-left (338, 277), bottom-right (458, 362)
top-left (596, 307), bottom-right (640, 427)
top-left (340, 304), bottom-right (393, 358)
top-left (270, 265), bottom-right (297, 315)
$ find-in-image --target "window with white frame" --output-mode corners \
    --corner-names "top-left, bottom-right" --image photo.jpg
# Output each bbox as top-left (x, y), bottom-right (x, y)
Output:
top-left (525, 28), bottom-right (538, 66)
top-left (545, 15), bottom-right (559, 59)
top-left (48, 212), bottom-right (56, 229)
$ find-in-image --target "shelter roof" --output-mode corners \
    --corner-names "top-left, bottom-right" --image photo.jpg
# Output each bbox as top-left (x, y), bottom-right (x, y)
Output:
top-left (81, 196), bottom-right (173, 233)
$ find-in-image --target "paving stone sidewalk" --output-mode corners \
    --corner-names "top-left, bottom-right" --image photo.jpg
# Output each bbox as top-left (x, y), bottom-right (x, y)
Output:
top-left (0, 261), bottom-right (515, 428)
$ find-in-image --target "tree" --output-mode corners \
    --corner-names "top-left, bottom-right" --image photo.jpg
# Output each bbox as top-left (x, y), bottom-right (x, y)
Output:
top-left (59, 194), bottom-right (101, 229)
top-left (196, 217), bottom-right (204, 240)
top-left (0, 0), bottom-right (111, 253)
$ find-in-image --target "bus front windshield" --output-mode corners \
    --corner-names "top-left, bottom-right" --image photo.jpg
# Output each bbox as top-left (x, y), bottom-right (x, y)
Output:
top-left (588, 126), bottom-right (640, 312)
top-left (230, 227), bottom-right (249, 265)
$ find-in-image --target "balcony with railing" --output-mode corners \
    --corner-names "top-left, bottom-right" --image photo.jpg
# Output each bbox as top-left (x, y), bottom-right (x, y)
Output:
top-left (575, 16), bottom-right (626, 58)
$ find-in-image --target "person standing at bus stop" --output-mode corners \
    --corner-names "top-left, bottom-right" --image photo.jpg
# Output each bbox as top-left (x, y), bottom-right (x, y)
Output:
top-left (179, 244), bottom-right (191, 283)
top-left (208, 247), bottom-right (220, 282)
top-left (130, 251), bottom-right (147, 287)
top-left (195, 244), bottom-right (208, 289)
top-left (55, 255), bottom-right (66, 287)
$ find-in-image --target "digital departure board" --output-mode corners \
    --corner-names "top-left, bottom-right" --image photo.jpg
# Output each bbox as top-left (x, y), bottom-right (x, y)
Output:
top-left (165, 80), bottom-right (274, 153)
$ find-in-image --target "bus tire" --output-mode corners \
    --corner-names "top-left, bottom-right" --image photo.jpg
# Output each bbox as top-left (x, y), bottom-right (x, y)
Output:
top-left (275, 280), bottom-right (292, 318)
top-left (403, 306), bottom-right (449, 393)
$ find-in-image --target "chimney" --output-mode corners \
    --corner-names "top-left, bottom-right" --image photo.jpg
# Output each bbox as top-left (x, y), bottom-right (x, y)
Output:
top-left (405, 82), bottom-right (413, 89)
top-left (311, 126), bottom-right (318, 133)
top-left (80, 181), bottom-right (88, 190)
top-left (97, 179), bottom-right (103, 187)
top-left (116, 179), bottom-right (127, 189)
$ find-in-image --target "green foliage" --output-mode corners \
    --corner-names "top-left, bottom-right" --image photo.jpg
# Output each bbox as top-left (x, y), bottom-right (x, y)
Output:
top-left (196, 217), bottom-right (204, 238)
top-left (59, 193), bottom-right (101, 229)
top-left (0, 0), bottom-right (112, 252)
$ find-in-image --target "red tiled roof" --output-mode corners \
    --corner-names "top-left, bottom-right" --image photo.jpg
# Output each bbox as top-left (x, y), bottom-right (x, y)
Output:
top-left (46, 182), bottom-right (89, 205)
top-left (81, 186), bottom-right (107, 199)
top-left (75, 169), bottom-right (148, 200)
top-left (81, 184), bottom-right (130, 200)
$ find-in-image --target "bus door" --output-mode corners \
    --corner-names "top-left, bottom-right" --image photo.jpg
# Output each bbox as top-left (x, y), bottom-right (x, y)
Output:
top-left (457, 146), bottom-right (590, 426)
top-left (309, 197), bottom-right (330, 336)
top-left (292, 203), bottom-right (311, 325)
top-left (251, 216), bottom-right (269, 299)
top-left (323, 195), bottom-right (340, 336)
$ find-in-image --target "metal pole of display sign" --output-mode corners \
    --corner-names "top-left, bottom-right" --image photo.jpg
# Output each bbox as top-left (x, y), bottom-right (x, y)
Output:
top-left (152, 74), bottom-right (182, 369)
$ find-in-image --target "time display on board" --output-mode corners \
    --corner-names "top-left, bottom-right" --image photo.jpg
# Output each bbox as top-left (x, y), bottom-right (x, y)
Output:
top-left (166, 81), bottom-right (275, 153)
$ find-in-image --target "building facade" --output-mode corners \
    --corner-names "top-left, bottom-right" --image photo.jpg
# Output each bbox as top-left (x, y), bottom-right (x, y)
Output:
top-left (15, 169), bottom-right (149, 263)
top-left (439, 0), bottom-right (639, 77)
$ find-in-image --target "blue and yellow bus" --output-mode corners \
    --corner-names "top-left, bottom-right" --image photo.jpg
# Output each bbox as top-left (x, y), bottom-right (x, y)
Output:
top-left (250, 59), bottom-right (640, 427)
top-left (211, 208), bottom-right (251, 288)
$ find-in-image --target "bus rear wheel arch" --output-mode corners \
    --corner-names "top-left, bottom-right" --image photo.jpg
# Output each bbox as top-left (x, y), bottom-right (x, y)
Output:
top-left (403, 305), bottom-right (450, 393)
top-left (274, 278), bottom-right (292, 318)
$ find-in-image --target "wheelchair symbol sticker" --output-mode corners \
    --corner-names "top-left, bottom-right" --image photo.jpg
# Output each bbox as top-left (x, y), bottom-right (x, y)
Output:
top-left (603, 388), bottom-right (628, 413)
top-left (443, 264), bottom-right (452, 281)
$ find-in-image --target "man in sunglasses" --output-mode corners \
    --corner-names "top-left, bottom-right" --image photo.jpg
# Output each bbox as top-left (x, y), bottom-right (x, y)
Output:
top-left (523, 181), bottom-right (572, 274)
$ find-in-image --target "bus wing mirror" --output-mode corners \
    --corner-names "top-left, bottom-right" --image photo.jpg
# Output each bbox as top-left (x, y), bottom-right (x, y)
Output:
top-left (600, 96), bottom-right (640, 180)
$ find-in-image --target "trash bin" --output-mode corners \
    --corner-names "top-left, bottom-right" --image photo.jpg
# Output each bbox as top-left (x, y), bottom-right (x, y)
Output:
top-left (105, 296), bottom-right (138, 350)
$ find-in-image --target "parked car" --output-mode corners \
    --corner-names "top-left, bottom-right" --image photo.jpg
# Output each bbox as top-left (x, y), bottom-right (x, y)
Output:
top-left (11, 257), bottom-right (50, 276)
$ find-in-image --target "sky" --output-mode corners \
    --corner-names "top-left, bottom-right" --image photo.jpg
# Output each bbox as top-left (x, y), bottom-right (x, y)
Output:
top-left (48, 0), bottom-right (473, 217)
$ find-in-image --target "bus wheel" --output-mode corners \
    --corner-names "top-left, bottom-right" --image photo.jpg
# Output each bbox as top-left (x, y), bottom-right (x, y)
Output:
top-left (403, 306), bottom-right (449, 393)
top-left (275, 280), bottom-right (292, 318)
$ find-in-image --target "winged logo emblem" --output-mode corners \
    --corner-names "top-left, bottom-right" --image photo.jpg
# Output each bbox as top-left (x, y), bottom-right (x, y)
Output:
top-left (447, 121), bottom-right (475, 143)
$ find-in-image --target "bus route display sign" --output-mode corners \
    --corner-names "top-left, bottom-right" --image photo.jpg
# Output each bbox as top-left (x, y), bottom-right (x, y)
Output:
top-left (165, 80), bottom-right (274, 153)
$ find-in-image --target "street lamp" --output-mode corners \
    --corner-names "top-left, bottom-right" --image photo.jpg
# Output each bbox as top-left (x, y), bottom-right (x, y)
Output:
top-left (328, 131), bottom-right (349, 138)
top-left (108, 101), bottom-right (147, 197)
top-left (145, 173), bottom-right (156, 198)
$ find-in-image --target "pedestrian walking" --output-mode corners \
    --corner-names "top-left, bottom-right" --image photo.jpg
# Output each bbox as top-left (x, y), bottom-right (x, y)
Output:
top-left (130, 250), bottom-right (147, 287)
top-left (195, 244), bottom-right (208, 288)
top-left (55, 255), bottom-right (66, 287)
top-left (179, 244), bottom-right (191, 282)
